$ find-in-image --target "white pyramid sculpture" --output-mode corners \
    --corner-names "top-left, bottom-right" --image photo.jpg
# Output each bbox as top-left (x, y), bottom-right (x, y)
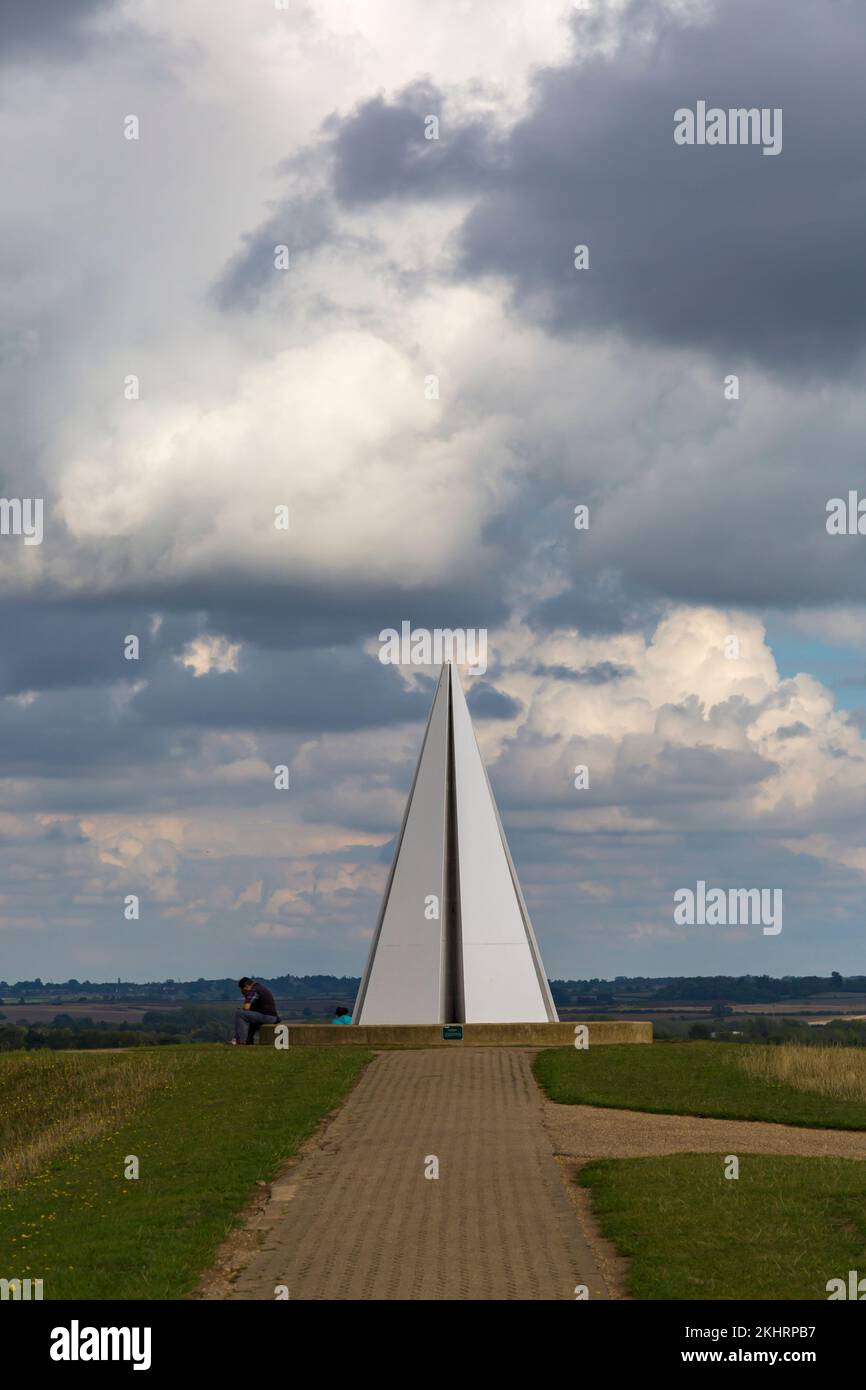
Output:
top-left (355, 662), bottom-right (558, 1024)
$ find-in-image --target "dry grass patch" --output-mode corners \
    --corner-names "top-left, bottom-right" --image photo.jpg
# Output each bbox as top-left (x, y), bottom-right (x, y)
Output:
top-left (0, 1050), bottom-right (177, 1188)
top-left (737, 1043), bottom-right (866, 1103)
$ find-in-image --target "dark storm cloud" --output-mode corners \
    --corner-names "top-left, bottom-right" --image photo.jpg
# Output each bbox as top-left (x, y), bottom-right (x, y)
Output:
top-left (213, 196), bottom-right (334, 311)
top-left (12, 483), bottom-right (517, 637)
top-left (776, 721), bottom-right (809, 738)
top-left (531, 660), bottom-right (635, 684)
top-left (492, 721), bottom-right (778, 818)
top-left (327, 80), bottom-right (501, 206)
top-left (615, 741), bottom-right (779, 811)
top-left (314, 0), bottom-right (866, 373)
top-left (211, 79), bottom-right (500, 312)
top-left (506, 427), bottom-right (866, 619)
top-left (213, 77), bottom-right (496, 309)
top-left (0, 685), bottom-right (189, 780)
top-left (0, 603), bottom-right (172, 698)
top-left (0, 0), bottom-right (114, 62)
top-left (198, 581), bottom-right (510, 655)
top-left (526, 572), bottom-right (662, 637)
top-left (134, 645), bottom-right (433, 734)
top-left (465, 680), bottom-right (522, 719)
top-left (0, 615), bottom-right (439, 798)
top-left (457, 0), bottom-right (866, 371)
top-left (0, 579), bottom-right (520, 808)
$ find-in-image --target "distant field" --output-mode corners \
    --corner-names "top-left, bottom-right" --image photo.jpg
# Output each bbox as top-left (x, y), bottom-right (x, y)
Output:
top-left (732, 994), bottom-right (866, 1017)
top-left (0, 1003), bottom-right (169, 1025)
top-left (559, 993), bottom-right (866, 1023)
top-left (535, 1042), bottom-right (866, 1129)
top-left (0, 997), bottom-right (339, 1026)
top-left (580, 1153), bottom-right (866, 1299)
top-left (0, 1045), bottom-right (371, 1299)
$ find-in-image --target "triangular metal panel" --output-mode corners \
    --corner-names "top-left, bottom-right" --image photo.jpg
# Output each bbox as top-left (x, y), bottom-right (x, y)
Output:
top-left (449, 665), bottom-right (558, 1023)
top-left (354, 667), bottom-right (449, 1023)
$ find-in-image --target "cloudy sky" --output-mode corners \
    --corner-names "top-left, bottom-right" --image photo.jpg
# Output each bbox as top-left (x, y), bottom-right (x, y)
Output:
top-left (2, 0), bottom-right (866, 984)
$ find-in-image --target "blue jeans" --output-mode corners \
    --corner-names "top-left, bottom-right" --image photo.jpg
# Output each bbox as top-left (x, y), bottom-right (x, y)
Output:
top-left (235, 1009), bottom-right (278, 1044)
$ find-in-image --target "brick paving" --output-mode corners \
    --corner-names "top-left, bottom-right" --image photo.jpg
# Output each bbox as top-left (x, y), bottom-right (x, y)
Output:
top-left (219, 1048), bottom-right (610, 1300)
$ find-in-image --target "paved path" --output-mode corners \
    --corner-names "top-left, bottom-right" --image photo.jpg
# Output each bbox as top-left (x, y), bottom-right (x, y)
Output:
top-left (210, 1049), bottom-right (610, 1301)
top-left (543, 1099), bottom-right (866, 1161)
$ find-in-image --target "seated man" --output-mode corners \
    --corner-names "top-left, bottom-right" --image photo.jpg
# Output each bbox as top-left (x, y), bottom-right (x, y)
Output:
top-left (233, 977), bottom-right (280, 1045)
top-left (331, 1005), bottom-right (353, 1025)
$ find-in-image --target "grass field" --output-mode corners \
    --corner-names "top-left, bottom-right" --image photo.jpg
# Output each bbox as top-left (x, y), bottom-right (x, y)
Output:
top-left (534, 1042), bottom-right (866, 1129)
top-left (580, 1153), bottom-right (866, 1299)
top-left (0, 1050), bottom-right (179, 1188)
top-left (0, 1045), bottom-right (371, 1299)
top-left (739, 1043), bottom-right (866, 1102)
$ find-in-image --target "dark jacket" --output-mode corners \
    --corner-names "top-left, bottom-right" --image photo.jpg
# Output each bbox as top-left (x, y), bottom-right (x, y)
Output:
top-left (246, 982), bottom-right (280, 1019)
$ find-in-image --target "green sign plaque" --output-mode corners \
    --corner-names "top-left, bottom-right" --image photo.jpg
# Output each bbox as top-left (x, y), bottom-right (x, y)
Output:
top-left (442, 1025), bottom-right (464, 1041)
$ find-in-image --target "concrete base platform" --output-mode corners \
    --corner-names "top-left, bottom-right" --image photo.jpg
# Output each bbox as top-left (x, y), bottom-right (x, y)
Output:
top-left (256, 1020), bottom-right (652, 1047)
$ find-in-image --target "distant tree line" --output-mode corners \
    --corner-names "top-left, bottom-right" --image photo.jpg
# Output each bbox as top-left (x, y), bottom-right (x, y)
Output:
top-left (655, 1016), bottom-right (866, 1047)
top-left (550, 973), bottom-right (865, 1006)
top-left (0, 974), bottom-right (362, 1003)
top-left (649, 972), bottom-right (864, 1003)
